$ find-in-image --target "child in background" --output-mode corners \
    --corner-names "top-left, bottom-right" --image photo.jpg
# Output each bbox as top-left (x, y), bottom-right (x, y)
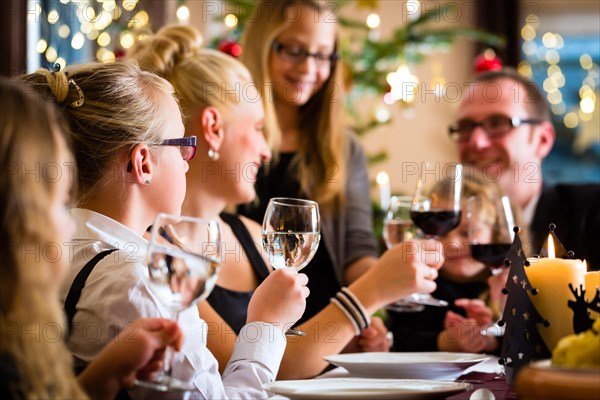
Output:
top-left (388, 175), bottom-right (511, 354)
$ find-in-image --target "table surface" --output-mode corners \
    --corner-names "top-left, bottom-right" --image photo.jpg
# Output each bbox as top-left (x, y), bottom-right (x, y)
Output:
top-left (272, 356), bottom-right (519, 400)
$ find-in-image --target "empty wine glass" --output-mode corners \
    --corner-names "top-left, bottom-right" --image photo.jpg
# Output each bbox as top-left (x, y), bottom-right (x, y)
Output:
top-left (261, 198), bottom-right (320, 336)
top-left (136, 213), bottom-right (221, 392)
top-left (382, 196), bottom-right (424, 312)
top-left (409, 163), bottom-right (464, 307)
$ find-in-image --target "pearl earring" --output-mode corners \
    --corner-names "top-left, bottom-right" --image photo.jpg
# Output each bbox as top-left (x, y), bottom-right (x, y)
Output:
top-left (208, 148), bottom-right (220, 161)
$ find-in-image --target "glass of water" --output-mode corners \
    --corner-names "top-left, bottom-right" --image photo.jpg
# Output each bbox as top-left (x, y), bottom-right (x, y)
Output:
top-left (261, 197), bottom-right (320, 335)
top-left (137, 213), bottom-right (220, 392)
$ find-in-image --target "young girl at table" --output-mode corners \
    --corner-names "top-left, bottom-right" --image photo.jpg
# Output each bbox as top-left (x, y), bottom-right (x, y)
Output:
top-left (388, 175), bottom-right (513, 354)
top-left (0, 78), bottom-right (183, 399)
top-left (21, 62), bottom-right (309, 399)
top-left (129, 23), bottom-right (444, 379)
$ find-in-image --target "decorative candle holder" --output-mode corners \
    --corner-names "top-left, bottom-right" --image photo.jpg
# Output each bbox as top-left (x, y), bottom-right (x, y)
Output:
top-left (498, 226), bottom-right (551, 385)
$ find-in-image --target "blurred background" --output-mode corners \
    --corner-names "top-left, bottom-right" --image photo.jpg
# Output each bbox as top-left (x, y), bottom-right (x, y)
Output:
top-left (2, 0), bottom-right (598, 206)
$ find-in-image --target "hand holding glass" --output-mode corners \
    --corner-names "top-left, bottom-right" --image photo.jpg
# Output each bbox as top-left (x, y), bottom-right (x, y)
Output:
top-left (262, 198), bottom-right (320, 335)
top-left (382, 196), bottom-right (424, 312)
top-left (409, 163), bottom-right (464, 307)
top-left (137, 213), bottom-right (220, 392)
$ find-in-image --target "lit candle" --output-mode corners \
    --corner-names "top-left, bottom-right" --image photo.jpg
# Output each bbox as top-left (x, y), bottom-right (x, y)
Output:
top-left (406, 0), bottom-right (421, 21)
top-left (376, 172), bottom-right (391, 211)
top-left (525, 235), bottom-right (585, 351)
top-left (584, 261), bottom-right (600, 320)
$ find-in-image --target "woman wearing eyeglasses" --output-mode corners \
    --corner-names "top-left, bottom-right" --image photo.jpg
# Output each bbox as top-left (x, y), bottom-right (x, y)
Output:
top-left (21, 61), bottom-right (309, 399)
top-left (129, 22), bottom-right (444, 380)
top-left (239, 0), bottom-right (380, 322)
top-left (235, 0), bottom-right (449, 377)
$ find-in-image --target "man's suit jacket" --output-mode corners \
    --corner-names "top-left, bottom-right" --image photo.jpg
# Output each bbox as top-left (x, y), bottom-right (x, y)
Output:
top-left (530, 183), bottom-right (600, 270)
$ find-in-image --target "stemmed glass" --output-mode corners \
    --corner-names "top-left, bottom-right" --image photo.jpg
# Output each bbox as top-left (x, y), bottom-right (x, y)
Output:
top-left (409, 163), bottom-right (464, 307)
top-left (136, 213), bottom-right (221, 392)
top-left (467, 195), bottom-right (515, 276)
top-left (467, 195), bottom-right (515, 337)
top-left (382, 196), bottom-right (424, 312)
top-left (261, 197), bottom-right (320, 336)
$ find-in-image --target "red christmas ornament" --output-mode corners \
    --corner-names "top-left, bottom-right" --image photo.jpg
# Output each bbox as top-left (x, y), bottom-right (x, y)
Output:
top-left (114, 49), bottom-right (126, 60)
top-left (218, 40), bottom-right (243, 58)
top-left (474, 49), bottom-right (502, 73)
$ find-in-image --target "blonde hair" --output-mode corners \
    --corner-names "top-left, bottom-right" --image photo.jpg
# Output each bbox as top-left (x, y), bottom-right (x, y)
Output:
top-left (0, 79), bottom-right (86, 398)
top-left (21, 61), bottom-right (176, 205)
top-left (129, 24), bottom-right (254, 120)
top-left (241, 0), bottom-right (346, 210)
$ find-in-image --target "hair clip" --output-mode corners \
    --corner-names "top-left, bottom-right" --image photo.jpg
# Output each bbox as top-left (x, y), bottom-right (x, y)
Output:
top-left (68, 78), bottom-right (85, 108)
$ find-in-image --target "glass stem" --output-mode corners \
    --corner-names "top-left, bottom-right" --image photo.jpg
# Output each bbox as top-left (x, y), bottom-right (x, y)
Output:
top-left (163, 311), bottom-right (180, 376)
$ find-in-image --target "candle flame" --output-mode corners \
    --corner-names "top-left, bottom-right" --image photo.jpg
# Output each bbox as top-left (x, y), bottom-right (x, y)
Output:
top-left (376, 171), bottom-right (389, 184)
top-left (548, 234), bottom-right (555, 258)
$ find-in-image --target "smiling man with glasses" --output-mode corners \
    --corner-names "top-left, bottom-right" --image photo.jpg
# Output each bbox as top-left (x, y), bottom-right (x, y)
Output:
top-left (451, 68), bottom-right (600, 269)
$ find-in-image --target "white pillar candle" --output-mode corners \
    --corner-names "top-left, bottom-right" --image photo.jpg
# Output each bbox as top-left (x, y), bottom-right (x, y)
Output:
top-left (585, 261), bottom-right (600, 321)
top-left (376, 171), bottom-right (391, 211)
top-left (525, 235), bottom-right (585, 351)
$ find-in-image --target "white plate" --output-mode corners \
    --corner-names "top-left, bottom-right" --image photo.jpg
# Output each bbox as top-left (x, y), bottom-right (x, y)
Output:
top-left (264, 378), bottom-right (471, 400)
top-left (324, 352), bottom-right (488, 380)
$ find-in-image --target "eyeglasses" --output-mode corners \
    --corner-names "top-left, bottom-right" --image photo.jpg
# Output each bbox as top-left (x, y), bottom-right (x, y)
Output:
top-left (448, 115), bottom-right (543, 143)
top-left (157, 136), bottom-right (197, 161)
top-left (272, 41), bottom-right (339, 67)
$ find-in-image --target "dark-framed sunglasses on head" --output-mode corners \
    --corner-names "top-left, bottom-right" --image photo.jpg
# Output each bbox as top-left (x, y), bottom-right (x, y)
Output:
top-left (158, 136), bottom-right (197, 161)
top-left (448, 115), bottom-right (543, 143)
top-left (272, 41), bottom-right (339, 67)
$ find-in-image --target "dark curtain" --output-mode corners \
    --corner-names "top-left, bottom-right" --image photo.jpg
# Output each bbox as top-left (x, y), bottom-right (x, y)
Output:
top-left (0, 0), bottom-right (27, 77)
top-left (475, 0), bottom-right (521, 67)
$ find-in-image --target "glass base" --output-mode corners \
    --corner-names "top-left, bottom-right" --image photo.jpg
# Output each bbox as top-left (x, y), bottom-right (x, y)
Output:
top-left (134, 375), bottom-right (195, 392)
top-left (408, 293), bottom-right (449, 307)
top-left (385, 299), bottom-right (425, 313)
top-left (480, 322), bottom-right (505, 337)
top-left (285, 328), bottom-right (306, 336)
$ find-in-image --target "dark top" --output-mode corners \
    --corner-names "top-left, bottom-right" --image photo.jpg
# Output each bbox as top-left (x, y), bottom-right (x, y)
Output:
top-left (206, 212), bottom-right (270, 334)
top-left (387, 276), bottom-right (489, 352)
top-left (0, 353), bottom-right (24, 400)
top-left (239, 152), bottom-right (342, 324)
top-left (530, 183), bottom-right (600, 270)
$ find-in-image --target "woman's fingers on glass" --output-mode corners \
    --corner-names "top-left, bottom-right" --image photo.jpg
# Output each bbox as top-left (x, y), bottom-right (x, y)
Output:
top-left (423, 266), bottom-right (438, 280)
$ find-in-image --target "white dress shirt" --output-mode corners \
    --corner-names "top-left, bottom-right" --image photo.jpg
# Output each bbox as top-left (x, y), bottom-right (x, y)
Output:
top-left (60, 208), bottom-right (286, 399)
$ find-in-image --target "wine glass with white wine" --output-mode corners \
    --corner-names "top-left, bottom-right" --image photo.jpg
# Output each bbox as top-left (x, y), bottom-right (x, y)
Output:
top-left (261, 198), bottom-right (320, 335)
top-left (136, 213), bottom-right (220, 392)
top-left (382, 196), bottom-right (424, 312)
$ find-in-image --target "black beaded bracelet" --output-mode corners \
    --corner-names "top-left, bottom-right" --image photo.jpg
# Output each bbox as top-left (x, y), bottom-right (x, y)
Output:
top-left (329, 287), bottom-right (371, 335)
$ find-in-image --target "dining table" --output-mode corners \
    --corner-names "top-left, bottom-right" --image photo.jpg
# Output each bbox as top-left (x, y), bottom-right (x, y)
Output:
top-left (270, 356), bottom-right (520, 400)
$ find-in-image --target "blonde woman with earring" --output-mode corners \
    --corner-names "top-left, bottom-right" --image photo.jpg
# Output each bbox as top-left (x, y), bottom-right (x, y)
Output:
top-left (21, 62), bottom-right (308, 399)
top-left (130, 23), bottom-right (444, 380)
